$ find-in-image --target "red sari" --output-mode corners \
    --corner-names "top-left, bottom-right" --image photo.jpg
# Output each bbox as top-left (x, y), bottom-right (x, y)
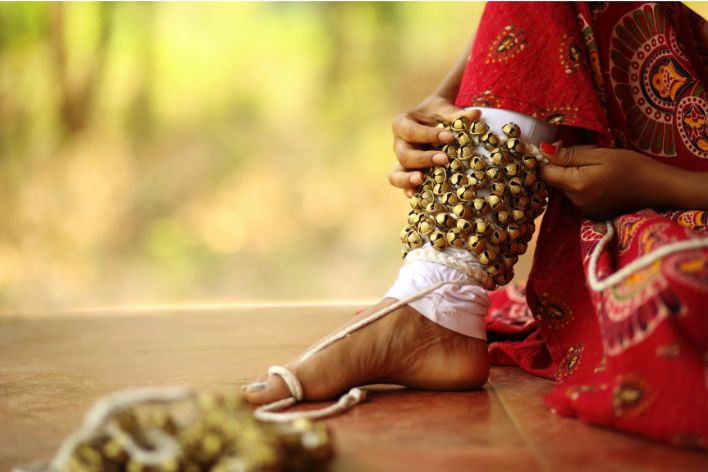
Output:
top-left (455, 1), bottom-right (708, 447)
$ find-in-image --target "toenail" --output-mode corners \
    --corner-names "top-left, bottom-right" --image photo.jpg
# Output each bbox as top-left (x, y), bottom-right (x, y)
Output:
top-left (247, 382), bottom-right (266, 393)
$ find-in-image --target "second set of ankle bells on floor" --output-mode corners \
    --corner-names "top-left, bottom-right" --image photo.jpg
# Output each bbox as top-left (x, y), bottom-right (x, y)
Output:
top-left (253, 110), bottom-right (554, 423)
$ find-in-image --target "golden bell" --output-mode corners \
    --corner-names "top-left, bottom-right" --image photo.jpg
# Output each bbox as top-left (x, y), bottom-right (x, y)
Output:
top-left (425, 202), bottom-right (445, 214)
top-left (473, 218), bottom-right (492, 236)
top-left (469, 120), bottom-right (488, 135)
top-left (489, 228), bottom-right (508, 245)
top-left (505, 137), bottom-right (524, 154)
top-left (480, 131), bottom-right (500, 150)
top-left (421, 182), bottom-right (434, 193)
top-left (471, 155), bottom-right (486, 171)
top-left (490, 182), bottom-right (507, 196)
top-left (417, 215), bottom-right (436, 235)
top-left (496, 210), bottom-right (511, 226)
top-left (472, 170), bottom-right (488, 186)
top-left (433, 182), bottom-right (452, 195)
top-left (449, 172), bottom-right (467, 186)
top-left (508, 241), bottom-right (528, 255)
top-left (410, 195), bottom-right (422, 210)
top-left (472, 197), bottom-right (489, 215)
top-left (446, 228), bottom-right (467, 248)
top-left (436, 122), bottom-right (447, 129)
top-left (430, 230), bottom-right (447, 250)
top-left (432, 167), bottom-right (447, 184)
top-left (467, 175), bottom-right (483, 188)
top-left (455, 132), bottom-right (471, 147)
top-left (502, 253), bottom-right (518, 268)
top-left (487, 194), bottom-right (506, 211)
top-left (448, 158), bottom-right (465, 173)
top-left (406, 231), bottom-right (423, 249)
top-left (478, 248), bottom-right (498, 265)
top-left (441, 192), bottom-right (459, 206)
top-left (401, 247), bottom-right (410, 259)
top-left (456, 186), bottom-right (476, 202)
top-left (504, 163), bottom-right (521, 177)
top-left (514, 195), bottom-right (530, 209)
top-left (512, 208), bottom-right (526, 222)
top-left (506, 223), bottom-right (521, 241)
top-left (493, 271), bottom-right (512, 286)
top-left (467, 233), bottom-right (486, 253)
top-left (453, 203), bottom-right (473, 219)
top-left (452, 117), bottom-right (467, 131)
top-left (490, 148), bottom-right (509, 165)
top-left (400, 225), bottom-right (414, 243)
top-left (456, 218), bottom-right (472, 232)
top-left (486, 166), bottom-right (504, 182)
top-left (419, 190), bottom-right (435, 207)
top-left (486, 262), bottom-right (502, 276)
top-left (436, 212), bottom-right (457, 228)
top-left (508, 177), bottom-right (524, 195)
top-left (457, 145), bottom-right (474, 161)
top-left (502, 122), bottom-right (520, 138)
top-left (523, 171), bottom-right (537, 186)
top-left (522, 154), bottom-right (538, 170)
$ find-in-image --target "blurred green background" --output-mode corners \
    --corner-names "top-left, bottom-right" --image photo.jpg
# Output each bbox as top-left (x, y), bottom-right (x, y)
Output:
top-left (0, 2), bottom-right (487, 311)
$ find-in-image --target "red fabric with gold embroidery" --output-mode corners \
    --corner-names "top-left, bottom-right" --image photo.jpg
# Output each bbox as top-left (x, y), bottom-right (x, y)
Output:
top-left (456, 1), bottom-right (708, 447)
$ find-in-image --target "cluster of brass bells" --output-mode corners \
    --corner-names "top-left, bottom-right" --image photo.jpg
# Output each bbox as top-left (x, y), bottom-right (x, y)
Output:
top-left (60, 391), bottom-right (332, 472)
top-left (401, 117), bottom-right (548, 289)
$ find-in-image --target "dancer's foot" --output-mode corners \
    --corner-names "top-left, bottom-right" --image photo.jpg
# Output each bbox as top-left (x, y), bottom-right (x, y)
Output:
top-left (243, 299), bottom-right (489, 405)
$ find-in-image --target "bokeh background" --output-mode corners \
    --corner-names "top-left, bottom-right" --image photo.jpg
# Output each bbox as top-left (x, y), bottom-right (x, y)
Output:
top-left (3, 2), bottom-right (704, 313)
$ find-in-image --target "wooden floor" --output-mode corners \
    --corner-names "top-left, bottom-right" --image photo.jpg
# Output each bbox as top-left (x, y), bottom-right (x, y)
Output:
top-left (1, 306), bottom-right (705, 471)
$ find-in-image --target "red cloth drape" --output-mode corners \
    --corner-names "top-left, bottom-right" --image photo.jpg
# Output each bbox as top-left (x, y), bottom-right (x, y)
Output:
top-left (456, 1), bottom-right (708, 448)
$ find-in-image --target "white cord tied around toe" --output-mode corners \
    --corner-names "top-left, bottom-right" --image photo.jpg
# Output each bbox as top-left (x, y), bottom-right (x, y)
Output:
top-left (252, 280), bottom-right (461, 422)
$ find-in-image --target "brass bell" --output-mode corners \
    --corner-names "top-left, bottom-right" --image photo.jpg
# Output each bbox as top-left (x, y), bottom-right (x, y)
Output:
top-left (530, 194), bottom-right (546, 211)
top-left (480, 131), bottom-right (500, 150)
top-left (508, 177), bottom-right (524, 195)
top-left (471, 155), bottom-right (486, 171)
top-left (486, 262), bottom-right (502, 276)
top-left (455, 132), bottom-right (471, 147)
top-left (453, 203), bottom-right (473, 219)
top-left (446, 228), bottom-right (467, 248)
top-left (433, 182), bottom-right (452, 195)
top-left (457, 145), bottom-right (474, 161)
top-left (456, 218), bottom-right (472, 232)
top-left (478, 248), bottom-right (498, 265)
top-left (400, 225), bottom-right (414, 243)
top-left (512, 208), bottom-right (526, 222)
top-left (523, 171), bottom-right (537, 186)
top-left (432, 167), bottom-right (447, 184)
top-left (490, 182), bottom-right (507, 196)
top-left (490, 148), bottom-right (509, 165)
top-left (489, 228), bottom-right (508, 245)
top-left (430, 230), bottom-right (447, 250)
top-left (487, 194), bottom-right (506, 211)
top-left (452, 117), bottom-right (468, 131)
top-left (506, 223), bottom-right (521, 241)
top-left (467, 175), bottom-right (483, 188)
top-left (449, 172), bottom-right (467, 186)
top-left (469, 120), bottom-right (488, 135)
top-left (502, 122), bottom-right (520, 138)
top-left (406, 230), bottom-right (423, 249)
top-left (502, 253), bottom-right (518, 268)
top-left (522, 154), bottom-right (538, 170)
top-left (425, 202), bottom-right (445, 214)
top-left (436, 212), bottom-right (457, 228)
top-left (410, 195), bottom-right (422, 210)
top-left (473, 218), bottom-right (491, 236)
top-left (508, 241), bottom-right (528, 255)
top-left (505, 138), bottom-right (524, 154)
top-left (436, 122), bottom-right (448, 129)
top-left (472, 170), bottom-right (488, 185)
top-left (504, 163), bottom-right (521, 177)
top-left (496, 210), bottom-right (511, 226)
top-left (420, 190), bottom-right (435, 207)
top-left (417, 215), bottom-right (436, 235)
top-left (486, 166), bottom-right (504, 182)
top-left (448, 158), bottom-right (465, 173)
top-left (421, 182), bottom-right (434, 193)
top-left (441, 191), bottom-right (459, 206)
top-left (515, 195), bottom-right (530, 209)
top-left (472, 197), bottom-right (489, 215)
top-left (467, 233), bottom-right (486, 253)
top-left (456, 186), bottom-right (476, 202)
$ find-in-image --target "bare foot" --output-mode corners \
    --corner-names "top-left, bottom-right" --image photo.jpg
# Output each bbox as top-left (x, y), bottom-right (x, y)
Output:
top-left (243, 298), bottom-right (489, 405)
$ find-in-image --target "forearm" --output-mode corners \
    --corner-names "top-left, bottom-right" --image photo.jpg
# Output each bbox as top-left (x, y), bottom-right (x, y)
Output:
top-left (661, 165), bottom-right (708, 211)
top-left (432, 37), bottom-right (473, 102)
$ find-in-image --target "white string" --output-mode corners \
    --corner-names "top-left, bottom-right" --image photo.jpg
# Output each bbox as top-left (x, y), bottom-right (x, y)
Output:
top-left (588, 220), bottom-right (708, 292)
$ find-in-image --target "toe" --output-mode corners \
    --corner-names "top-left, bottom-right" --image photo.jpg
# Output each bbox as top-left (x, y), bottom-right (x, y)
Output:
top-left (243, 371), bottom-right (293, 405)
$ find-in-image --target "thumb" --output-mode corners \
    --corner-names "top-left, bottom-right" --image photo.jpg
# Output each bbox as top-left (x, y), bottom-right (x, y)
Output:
top-left (540, 142), bottom-right (596, 167)
top-left (538, 163), bottom-right (574, 191)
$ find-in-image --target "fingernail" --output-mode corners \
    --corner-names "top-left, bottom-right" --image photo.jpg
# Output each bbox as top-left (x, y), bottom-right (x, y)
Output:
top-left (539, 142), bottom-right (558, 156)
top-left (409, 173), bottom-right (423, 185)
top-left (433, 153), bottom-right (448, 165)
top-left (439, 130), bottom-right (453, 142)
top-left (247, 382), bottom-right (266, 393)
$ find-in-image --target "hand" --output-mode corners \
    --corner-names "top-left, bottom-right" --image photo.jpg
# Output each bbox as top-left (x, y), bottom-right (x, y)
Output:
top-left (389, 95), bottom-right (480, 197)
top-left (538, 143), bottom-right (708, 219)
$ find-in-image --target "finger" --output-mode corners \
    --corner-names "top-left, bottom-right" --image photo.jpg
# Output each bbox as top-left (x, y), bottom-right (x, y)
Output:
top-left (538, 164), bottom-right (575, 192)
top-left (404, 188), bottom-right (416, 198)
top-left (389, 165), bottom-right (424, 190)
top-left (540, 142), bottom-right (597, 167)
top-left (394, 139), bottom-right (448, 168)
top-left (439, 106), bottom-right (481, 124)
top-left (393, 114), bottom-right (453, 145)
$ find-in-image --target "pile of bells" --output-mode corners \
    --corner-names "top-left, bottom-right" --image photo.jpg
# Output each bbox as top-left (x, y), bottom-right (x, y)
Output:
top-left (400, 117), bottom-right (549, 289)
top-left (44, 391), bottom-right (332, 472)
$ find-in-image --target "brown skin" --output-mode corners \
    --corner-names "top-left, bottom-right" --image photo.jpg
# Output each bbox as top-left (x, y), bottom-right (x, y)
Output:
top-left (539, 145), bottom-right (708, 219)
